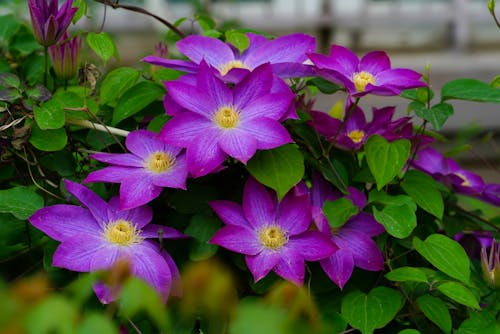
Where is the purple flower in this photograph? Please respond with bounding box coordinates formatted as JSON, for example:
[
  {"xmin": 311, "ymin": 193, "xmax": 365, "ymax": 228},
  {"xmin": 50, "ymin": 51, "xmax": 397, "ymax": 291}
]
[
  {"xmin": 412, "ymin": 147, "xmax": 500, "ymax": 206},
  {"xmin": 49, "ymin": 32, "xmax": 81, "ymax": 80},
  {"xmin": 309, "ymin": 104, "xmax": 412, "ymax": 151},
  {"xmin": 311, "ymin": 173, "xmax": 385, "ymax": 289},
  {"xmin": 84, "ymin": 130, "xmax": 188, "ymax": 210},
  {"xmin": 308, "ymin": 45, "xmax": 425, "ymax": 97},
  {"xmin": 143, "ymin": 32, "xmax": 316, "ymax": 82},
  {"xmin": 29, "ymin": 180, "xmax": 185, "ymax": 303},
  {"xmin": 159, "ymin": 62, "xmax": 293, "ymax": 177},
  {"xmin": 209, "ymin": 178, "xmax": 336, "ymax": 285},
  {"xmin": 28, "ymin": 0, "xmax": 78, "ymax": 47}
]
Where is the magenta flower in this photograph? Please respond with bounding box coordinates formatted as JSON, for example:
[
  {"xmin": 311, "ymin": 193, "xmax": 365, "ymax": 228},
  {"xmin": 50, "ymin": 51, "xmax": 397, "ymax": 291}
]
[
  {"xmin": 84, "ymin": 130, "xmax": 188, "ymax": 210},
  {"xmin": 28, "ymin": 0, "xmax": 78, "ymax": 47},
  {"xmin": 308, "ymin": 45, "xmax": 425, "ymax": 97},
  {"xmin": 209, "ymin": 178, "xmax": 336, "ymax": 285},
  {"xmin": 309, "ymin": 104, "xmax": 412, "ymax": 151},
  {"xmin": 29, "ymin": 180, "xmax": 185, "ymax": 303},
  {"xmin": 311, "ymin": 173, "xmax": 385, "ymax": 289},
  {"xmin": 412, "ymin": 147, "xmax": 500, "ymax": 206},
  {"xmin": 49, "ymin": 32, "xmax": 81, "ymax": 80},
  {"xmin": 160, "ymin": 62, "xmax": 293, "ymax": 177},
  {"xmin": 143, "ymin": 32, "xmax": 316, "ymax": 82}
]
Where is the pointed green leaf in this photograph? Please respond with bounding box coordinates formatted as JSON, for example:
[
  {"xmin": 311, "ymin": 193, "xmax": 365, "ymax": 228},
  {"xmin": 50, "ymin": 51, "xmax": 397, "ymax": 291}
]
[
  {"xmin": 0, "ymin": 15, "xmax": 20, "ymax": 44},
  {"xmin": 398, "ymin": 330, "xmax": 421, "ymax": 334},
  {"xmin": 341, "ymin": 287, "xmax": 404, "ymax": 334},
  {"xmin": 112, "ymin": 81, "xmax": 164, "ymax": 125},
  {"xmin": 0, "ymin": 186, "xmax": 44, "ymax": 220},
  {"xmin": 368, "ymin": 190, "xmax": 417, "ymax": 211},
  {"xmin": 100, "ymin": 67, "xmax": 140, "ymax": 106},
  {"xmin": 225, "ymin": 30, "xmax": 250, "ymax": 53},
  {"xmin": 86, "ymin": 32, "xmax": 116, "ymax": 64},
  {"xmin": 401, "ymin": 170, "xmax": 444, "ymax": 219},
  {"xmin": 413, "ymin": 234, "xmax": 470, "ymax": 284},
  {"xmin": 185, "ymin": 214, "xmax": 221, "ymax": 261},
  {"xmin": 373, "ymin": 204, "xmax": 416, "ymax": 239},
  {"xmin": 322, "ymin": 198, "xmax": 358, "ymax": 228},
  {"xmin": 416, "ymin": 294, "xmax": 451, "ymax": 333},
  {"xmin": 457, "ymin": 310, "xmax": 498, "ymax": 334},
  {"xmin": 412, "ymin": 101, "xmax": 454, "ymax": 130},
  {"xmin": 78, "ymin": 313, "xmax": 117, "ymax": 334},
  {"xmin": 385, "ymin": 267, "xmax": 429, "ymax": 283},
  {"xmin": 0, "ymin": 73, "xmax": 20, "ymax": 88},
  {"xmin": 442, "ymin": 78, "xmax": 500, "ymax": 103},
  {"xmin": 365, "ymin": 135, "xmax": 410, "ymax": 190},
  {"xmin": 247, "ymin": 144, "xmax": 304, "ymax": 201},
  {"xmin": 437, "ymin": 281, "xmax": 480, "ymax": 310},
  {"xmin": 30, "ymin": 124, "xmax": 67, "ymax": 151},
  {"xmin": 34, "ymin": 97, "xmax": 65, "ymax": 129}
]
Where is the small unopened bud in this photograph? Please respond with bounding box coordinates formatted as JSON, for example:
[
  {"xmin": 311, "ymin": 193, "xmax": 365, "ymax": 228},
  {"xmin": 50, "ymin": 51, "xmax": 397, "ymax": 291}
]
[
  {"xmin": 49, "ymin": 33, "xmax": 81, "ymax": 80},
  {"xmin": 481, "ymin": 239, "xmax": 500, "ymax": 288}
]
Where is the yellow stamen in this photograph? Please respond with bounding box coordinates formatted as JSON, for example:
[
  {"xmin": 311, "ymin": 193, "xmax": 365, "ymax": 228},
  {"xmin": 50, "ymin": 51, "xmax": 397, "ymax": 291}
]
[
  {"xmin": 214, "ymin": 106, "xmax": 240, "ymax": 129},
  {"xmin": 103, "ymin": 220, "xmax": 142, "ymax": 246},
  {"xmin": 347, "ymin": 129, "xmax": 365, "ymax": 144},
  {"xmin": 145, "ymin": 151, "xmax": 175, "ymax": 173},
  {"xmin": 454, "ymin": 172, "xmax": 471, "ymax": 187},
  {"xmin": 353, "ymin": 71, "xmax": 376, "ymax": 92},
  {"xmin": 219, "ymin": 60, "xmax": 249, "ymax": 76},
  {"xmin": 258, "ymin": 225, "xmax": 288, "ymax": 250}
]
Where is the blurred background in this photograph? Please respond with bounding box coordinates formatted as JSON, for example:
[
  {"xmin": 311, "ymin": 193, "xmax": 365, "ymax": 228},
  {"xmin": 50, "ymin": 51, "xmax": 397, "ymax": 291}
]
[{"xmin": 1, "ymin": 0, "xmax": 499, "ymax": 182}]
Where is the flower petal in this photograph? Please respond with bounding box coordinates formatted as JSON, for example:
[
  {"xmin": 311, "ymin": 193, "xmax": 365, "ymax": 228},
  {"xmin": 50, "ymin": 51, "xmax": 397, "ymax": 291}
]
[
  {"xmin": 141, "ymin": 56, "xmax": 199, "ymax": 73},
  {"xmin": 125, "ymin": 130, "xmax": 165, "ymax": 159},
  {"xmin": 246, "ymin": 250, "xmax": 281, "ymax": 282},
  {"xmin": 344, "ymin": 213, "xmax": 385, "ymax": 237},
  {"xmin": 288, "ymin": 231, "xmax": 337, "ymax": 261},
  {"xmin": 177, "ymin": 35, "xmax": 235, "ymax": 67},
  {"xmin": 196, "ymin": 61, "xmax": 233, "ymax": 107},
  {"xmin": 119, "ymin": 173, "xmax": 162, "ymax": 210},
  {"xmin": 375, "ymin": 68, "xmax": 425, "ymax": 90},
  {"xmin": 107, "ymin": 196, "xmax": 153, "ymax": 229},
  {"xmin": 274, "ymin": 248, "xmax": 305, "ymax": 285},
  {"xmin": 64, "ymin": 180, "xmax": 109, "ymax": 224},
  {"xmin": 209, "ymin": 200, "xmax": 250, "ymax": 228},
  {"xmin": 149, "ymin": 152, "xmax": 188, "ymax": 190},
  {"xmin": 241, "ymin": 93, "xmax": 292, "ymax": 121},
  {"xmin": 52, "ymin": 234, "xmax": 106, "ymax": 272},
  {"xmin": 359, "ymin": 51, "xmax": 391, "ymax": 75},
  {"xmin": 219, "ymin": 130, "xmax": 257, "ymax": 164},
  {"xmin": 242, "ymin": 178, "xmax": 276, "ymax": 230},
  {"xmin": 232, "ymin": 64, "xmax": 273, "ymax": 108},
  {"xmin": 160, "ymin": 113, "xmax": 213, "ymax": 147},
  {"xmin": 320, "ymin": 247, "xmax": 354, "ymax": 289},
  {"xmin": 210, "ymin": 225, "xmax": 262, "ymax": 255},
  {"xmin": 88, "ymin": 152, "xmax": 143, "ymax": 167},
  {"xmin": 243, "ymin": 118, "xmax": 293, "ymax": 150},
  {"xmin": 277, "ymin": 191, "xmax": 312, "ymax": 234},
  {"xmin": 335, "ymin": 230, "xmax": 385, "ymax": 271},
  {"xmin": 186, "ymin": 128, "xmax": 227, "ymax": 177},
  {"xmin": 141, "ymin": 224, "xmax": 186, "ymax": 239},
  {"xmin": 84, "ymin": 166, "xmax": 132, "ymax": 184}
]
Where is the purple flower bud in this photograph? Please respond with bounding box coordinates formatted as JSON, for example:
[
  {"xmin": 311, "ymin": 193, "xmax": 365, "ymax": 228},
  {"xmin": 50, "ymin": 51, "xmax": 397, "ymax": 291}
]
[
  {"xmin": 481, "ymin": 240, "xmax": 500, "ymax": 289},
  {"xmin": 49, "ymin": 32, "xmax": 81, "ymax": 80},
  {"xmin": 28, "ymin": 0, "xmax": 78, "ymax": 47}
]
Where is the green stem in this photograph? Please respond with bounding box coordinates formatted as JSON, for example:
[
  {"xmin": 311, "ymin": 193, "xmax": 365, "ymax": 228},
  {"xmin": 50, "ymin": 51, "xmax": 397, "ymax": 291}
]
[
  {"xmin": 66, "ymin": 118, "xmax": 130, "ymax": 137},
  {"xmin": 43, "ymin": 46, "xmax": 48, "ymax": 86}
]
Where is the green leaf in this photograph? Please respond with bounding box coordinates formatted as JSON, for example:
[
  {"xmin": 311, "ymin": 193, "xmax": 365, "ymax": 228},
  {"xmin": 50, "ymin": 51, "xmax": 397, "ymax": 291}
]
[
  {"xmin": 120, "ymin": 277, "xmax": 169, "ymax": 330},
  {"xmin": 322, "ymin": 198, "xmax": 358, "ymax": 228},
  {"xmin": 11, "ymin": 28, "xmax": 40, "ymax": 55},
  {"xmin": 436, "ymin": 281, "xmax": 480, "ymax": 310},
  {"xmin": 100, "ymin": 67, "xmax": 140, "ymax": 106},
  {"xmin": 306, "ymin": 77, "xmax": 342, "ymax": 94},
  {"xmin": 490, "ymin": 74, "xmax": 500, "ymax": 88},
  {"xmin": 413, "ymin": 234, "xmax": 470, "ymax": 284},
  {"xmin": 72, "ymin": 0, "xmax": 88, "ymax": 24},
  {"xmin": 385, "ymin": 267, "xmax": 429, "ymax": 283},
  {"xmin": 29, "ymin": 123, "xmax": 68, "ymax": 151},
  {"xmin": 398, "ymin": 330, "xmax": 421, "ymax": 334},
  {"xmin": 365, "ymin": 135, "xmax": 410, "ymax": 190},
  {"xmin": 247, "ymin": 144, "xmax": 304, "ymax": 201},
  {"xmin": 441, "ymin": 78, "xmax": 500, "ymax": 103},
  {"xmin": 0, "ymin": 88, "xmax": 21, "ymax": 101},
  {"xmin": 341, "ymin": 287, "xmax": 404, "ymax": 334},
  {"xmin": 0, "ymin": 186, "xmax": 43, "ymax": 220},
  {"xmin": 86, "ymin": 32, "xmax": 116, "ymax": 64},
  {"xmin": 78, "ymin": 313, "xmax": 117, "ymax": 334},
  {"xmin": 230, "ymin": 299, "xmax": 288, "ymax": 334},
  {"xmin": 373, "ymin": 204, "xmax": 416, "ymax": 239},
  {"xmin": 411, "ymin": 101, "xmax": 454, "ymax": 130},
  {"xmin": 416, "ymin": 294, "xmax": 451, "ymax": 334},
  {"xmin": 318, "ymin": 157, "xmax": 349, "ymax": 194},
  {"xmin": 0, "ymin": 73, "xmax": 20, "ymax": 88},
  {"xmin": 185, "ymin": 214, "xmax": 221, "ymax": 261},
  {"xmin": 25, "ymin": 296, "xmax": 77, "ymax": 334},
  {"xmin": 401, "ymin": 170, "xmax": 444, "ymax": 219},
  {"xmin": 196, "ymin": 14, "xmax": 217, "ymax": 31},
  {"xmin": 225, "ymin": 30, "xmax": 250, "ymax": 53},
  {"xmin": 112, "ymin": 81, "xmax": 164, "ymax": 125},
  {"xmin": 34, "ymin": 97, "xmax": 65, "ymax": 130},
  {"xmin": 368, "ymin": 190, "xmax": 417, "ymax": 211},
  {"xmin": 457, "ymin": 310, "xmax": 498, "ymax": 334},
  {"xmin": 0, "ymin": 15, "xmax": 20, "ymax": 44},
  {"xmin": 401, "ymin": 87, "xmax": 434, "ymax": 103}
]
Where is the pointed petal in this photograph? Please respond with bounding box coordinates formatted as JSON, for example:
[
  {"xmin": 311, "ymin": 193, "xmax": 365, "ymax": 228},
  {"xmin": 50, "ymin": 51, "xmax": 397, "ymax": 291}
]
[
  {"xmin": 274, "ymin": 248, "xmax": 305, "ymax": 285},
  {"xmin": 141, "ymin": 224, "xmax": 186, "ymax": 239},
  {"xmin": 308, "ymin": 110, "xmax": 342, "ymax": 139},
  {"xmin": 176, "ymin": 35, "xmax": 235, "ymax": 67},
  {"xmin": 119, "ymin": 173, "xmax": 162, "ymax": 210},
  {"xmin": 52, "ymin": 234, "xmax": 106, "ymax": 272},
  {"xmin": 210, "ymin": 225, "xmax": 262, "ymax": 255},
  {"xmin": 246, "ymin": 250, "xmax": 281, "ymax": 282},
  {"xmin": 149, "ymin": 152, "xmax": 188, "ymax": 189},
  {"xmin": 160, "ymin": 113, "xmax": 213, "ymax": 147},
  {"xmin": 186, "ymin": 128, "xmax": 227, "ymax": 177},
  {"xmin": 29, "ymin": 204, "xmax": 101, "ymax": 241},
  {"xmin": 359, "ymin": 51, "xmax": 391, "ymax": 74},
  {"xmin": 196, "ymin": 61, "xmax": 233, "ymax": 107},
  {"xmin": 89, "ymin": 244, "xmax": 123, "ymax": 271},
  {"xmin": 289, "ymin": 231, "xmax": 337, "ymax": 261},
  {"xmin": 335, "ymin": 231, "xmax": 385, "ymax": 271},
  {"xmin": 320, "ymin": 247, "xmax": 354, "ymax": 289},
  {"xmin": 125, "ymin": 130, "xmax": 165, "ymax": 159},
  {"xmin": 141, "ymin": 56, "xmax": 199, "ymax": 73},
  {"xmin": 219, "ymin": 130, "xmax": 257, "ymax": 164},
  {"xmin": 209, "ymin": 200, "xmax": 250, "ymax": 228},
  {"xmin": 242, "ymin": 178, "xmax": 276, "ymax": 230},
  {"xmin": 375, "ymin": 68, "xmax": 425, "ymax": 90},
  {"xmin": 84, "ymin": 166, "xmax": 132, "ymax": 184},
  {"xmin": 64, "ymin": 180, "xmax": 109, "ymax": 224},
  {"xmin": 165, "ymin": 81, "xmax": 215, "ymax": 116},
  {"xmin": 277, "ymin": 191, "xmax": 311, "ymax": 234},
  {"xmin": 344, "ymin": 213, "xmax": 385, "ymax": 237},
  {"xmin": 233, "ymin": 64, "xmax": 273, "ymax": 108},
  {"xmin": 241, "ymin": 93, "xmax": 292, "ymax": 121},
  {"xmin": 243, "ymin": 118, "xmax": 293, "ymax": 150},
  {"xmin": 271, "ymin": 63, "xmax": 317, "ymax": 78},
  {"xmin": 88, "ymin": 152, "xmax": 143, "ymax": 167},
  {"xmin": 107, "ymin": 197, "xmax": 153, "ymax": 229}
]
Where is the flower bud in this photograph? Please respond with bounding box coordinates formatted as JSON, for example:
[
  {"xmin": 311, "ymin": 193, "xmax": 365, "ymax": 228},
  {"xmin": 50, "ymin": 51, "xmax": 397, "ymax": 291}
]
[
  {"xmin": 49, "ymin": 33, "xmax": 81, "ymax": 80},
  {"xmin": 481, "ymin": 239, "xmax": 500, "ymax": 288}
]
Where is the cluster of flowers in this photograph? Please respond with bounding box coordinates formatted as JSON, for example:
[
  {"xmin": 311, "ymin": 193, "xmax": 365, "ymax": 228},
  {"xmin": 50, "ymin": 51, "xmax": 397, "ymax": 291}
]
[{"xmin": 27, "ymin": 0, "xmax": 500, "ymax": 303}]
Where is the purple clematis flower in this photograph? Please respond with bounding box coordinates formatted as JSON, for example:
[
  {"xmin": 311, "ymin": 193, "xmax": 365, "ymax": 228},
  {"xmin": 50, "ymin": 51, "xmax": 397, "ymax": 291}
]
[
  {"xmin": 49, "ymin": 32, "xmax": 81, "ymax": 80},
  {"xmin": 28, "ymin": 0, "xmax": 78, "ymax": 47},
  {"xmin": 84, "ymin": 130, "xmax": 188, "ymax": 210},
  {"xmin": 311, "ymin": 173, "xmax": 385, "ymax": 289},
  {"xmin": 308, "ymin": 45, "xmax": 426, "ymax": 97},
  {"xmin": 309, "ymin": 104, "xmax": 413, "ymax": 151},
  {"xmin": 412, "ymin": 147, "xmax": 500, "ymax": 206},
  {"xmin": 209, "ymin": 178, "xmax": 337, "ymax": 285},
  {"xmin": 143, "ymin": 32, "xmax": 316, "ymax": 82},
  {"xmin": 160, "ymin": 62, "xmax": 293, "ymax": 177},
  {"xmin": 29, "ymin": 180, "xmax": 185, "ymax": 303}
]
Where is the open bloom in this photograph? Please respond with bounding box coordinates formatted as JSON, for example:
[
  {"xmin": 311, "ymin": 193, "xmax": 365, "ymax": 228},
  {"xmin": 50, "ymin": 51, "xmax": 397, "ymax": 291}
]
[
  {"xmin": 28, "ymin": 0, "xmax": 78, "ymax": 47},
  {"xmin": 412, "ymin": 147, "xmax": 500, "ymax": 206},
  {"xmin": 311, "ymin": 173, "xmax": 385, "ymax": 289},
  {"xmin": 29, "ymin": 180, "xmax": 185, "ymax": 303},
  {"xmin": 49, "ymin": 32, "xmax": 81, "ymax": 80},
  {"xmin": 84, "ymin": 130, "xmax": 188, "ymax": 210},
  {"xmin": 308, "ymin": 45, "xmax": 425, "ymax": 97},
  {"xmin": 160, "ymin": 62, "xmax": 293, "ymax": 177},
  {"xmin": 210, "ymin": 178, "xmax": 336, "ymax": 285},
  {"xmin": 309, "ymin": 104, "xmax": 412, "ymax": 151},
  {"xmin": 143, "ymin": 32, "xmax": 316, "ymax": 82}
]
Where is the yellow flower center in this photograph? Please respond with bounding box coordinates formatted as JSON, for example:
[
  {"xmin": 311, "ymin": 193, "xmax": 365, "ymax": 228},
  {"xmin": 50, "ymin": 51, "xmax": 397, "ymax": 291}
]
[
  {"xmin": 258, "ymin": 225, "xmax": 288, "ymax": 250},
  {"xmin": 145, "ymin": 151, "xmax": 175, "ymax": 173},
  {"xmin": 454, "ymin": 172, "xmax": 471, "ymax": 187},
  {"xmin": 103, "ymin": 220, "xmax": 142, "ymax": 246},
  {"xmin": 214, "ymin": 106, "xmax": 240, "ymax": 129},
  {"xmin": 347, "ymin": 129, "xmax": 365, "ymax": 144},
  {"xmin": 353, "ymin": 71, "xmax": 376, "ymax": 92},
  {"xmin": 219, "ymin": 60, "xmax": 249, "ymax": 76}
]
